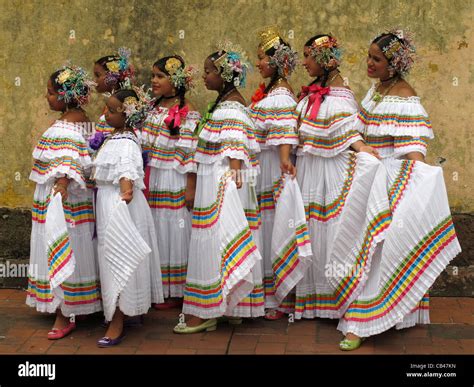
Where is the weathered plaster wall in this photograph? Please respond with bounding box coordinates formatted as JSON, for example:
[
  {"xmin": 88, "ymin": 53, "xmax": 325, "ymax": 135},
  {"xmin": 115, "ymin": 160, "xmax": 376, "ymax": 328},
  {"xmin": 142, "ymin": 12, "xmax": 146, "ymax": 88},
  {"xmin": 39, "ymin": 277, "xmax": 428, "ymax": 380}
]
[{"xmin": 0, "ymin": 0, "xmax": 473, "ymax": 210}]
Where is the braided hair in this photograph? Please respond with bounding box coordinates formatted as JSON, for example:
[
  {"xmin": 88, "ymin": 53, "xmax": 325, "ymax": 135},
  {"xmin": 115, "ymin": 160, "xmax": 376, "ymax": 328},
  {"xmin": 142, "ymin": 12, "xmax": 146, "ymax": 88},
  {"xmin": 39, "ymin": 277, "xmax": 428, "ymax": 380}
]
[{"xmin": 153, "ymin": 55, "xmax": 187, "ymax": 136}]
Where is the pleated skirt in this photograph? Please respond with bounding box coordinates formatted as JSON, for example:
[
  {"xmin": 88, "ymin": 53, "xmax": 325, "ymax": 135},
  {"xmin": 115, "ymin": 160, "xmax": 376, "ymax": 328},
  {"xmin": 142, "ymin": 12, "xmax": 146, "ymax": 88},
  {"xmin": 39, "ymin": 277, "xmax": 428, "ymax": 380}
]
[
  {"xmin": 26, "ymin": 181, "xmax": 102, "ymax": 316},
  {"xmin": 96, "ymin": 184, "xmax": 163, "ymax": 319}
]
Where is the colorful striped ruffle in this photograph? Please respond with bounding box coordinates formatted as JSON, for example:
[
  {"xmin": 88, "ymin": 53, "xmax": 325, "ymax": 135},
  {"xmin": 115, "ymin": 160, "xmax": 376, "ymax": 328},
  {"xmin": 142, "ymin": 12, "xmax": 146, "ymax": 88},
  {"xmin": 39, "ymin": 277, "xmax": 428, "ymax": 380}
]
[
  {"xmin": 357, "ymin": 107, "xmax": 432, "ymax": 129},
  {"xmin": 27, "ymin": 277, "xmax": 101, "ymax": 306},
  {"xmin": 32, "ymin": 197, "xmax": 94, "ymax": 225},
  {"xmin": 301, "ymin": 130, "xmax": 361, "ymax": 153},
  {"xmin": 148, "ymin": 188, "xmax": 185, "ymax": 210},
  {"xmin": 95, "ymin": 116, "xmax": 114, "ymax": 135},
  {"xmin": 183, "ymin": 228, "xmax": 257, "ymax": 310},
  {"xmin": 298, "ymin": 111, "xmax": 352, "ymax": 132},
  {"xmin": 161, "ymin": 264, "xmax": 187, "ymax": 288},
  {"xmin": 244, "ymin": 208, "xmax": 262, "ymax": 230},
  {"xmin": 234, "ymin": 283, "xmax": 265, "ymax": 310},
  {"xmin": 31, "ymin": 156, "xmax": 86, "ymax": 185},
  {"xmin": 48, "ymin": 231, "xmax": 74, "ymax": 283},
  {"xmin": 296, "ymin": 210, "xmax": 391, "ymax": 316},
  {"xmin": 35, "ymin": 136, "xmax": 89, "ymax": 158},
  {"xmin": 273, "ymin": 224, "xmax": 310, "ymax": 292},
  {"xmin": 341, "ymin": 216, "xmax": 456, "ymax": 324},
  {"xmin": 305, "ymin": 153, "xmax": 356, "ymax": 222},
  {"xmin": 389, "ymin": 160, "xmax": 415, "ymax": 212},
  {"xmin": 191, "ymin": 172, "xmax": 230, "ymax": 229}
]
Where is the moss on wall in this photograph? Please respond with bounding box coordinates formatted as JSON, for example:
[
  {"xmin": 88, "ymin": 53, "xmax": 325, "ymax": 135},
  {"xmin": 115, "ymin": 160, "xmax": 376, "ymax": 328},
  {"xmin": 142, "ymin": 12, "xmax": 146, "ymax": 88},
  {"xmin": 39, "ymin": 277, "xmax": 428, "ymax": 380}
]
[{"xmin": 0, "ymin": 0, "xmax": 472, "ymax": 210}]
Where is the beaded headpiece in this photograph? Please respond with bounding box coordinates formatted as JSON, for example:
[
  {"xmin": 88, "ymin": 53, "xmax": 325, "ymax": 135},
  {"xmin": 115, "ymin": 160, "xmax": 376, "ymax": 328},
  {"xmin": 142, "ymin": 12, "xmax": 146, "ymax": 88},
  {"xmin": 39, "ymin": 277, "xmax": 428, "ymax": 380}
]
[
  {"xmin": 54, "ymin": 63, "xmax": 96, "ymax": 106},
  {"xmin": 309, "ymin": 35, "xmax": 342, "ymax": 69},
  {"xmin": 258, "ymin": 26, "xmax": 298, "ymax": 77},
  {"xmin": 213, "ymin": 40, "xmax": 250, "ymax": 87},
  {"xmin": 373, "ymin": 28, "xmax": 416, "ymax": 77},
  {"xmin": 103, "ymin": 47, "xmax": 135, "ymax": 89},
  {"xmin": 163, "ymin": 56, "xmax": 198, "ymax": 91},
  {"xmin": 258, "ymin": 25, "xmax": 282, "ymax": 52},
  {"xmin": 117, "ymin": 85, "xmax": 155, "ymax": 129}
]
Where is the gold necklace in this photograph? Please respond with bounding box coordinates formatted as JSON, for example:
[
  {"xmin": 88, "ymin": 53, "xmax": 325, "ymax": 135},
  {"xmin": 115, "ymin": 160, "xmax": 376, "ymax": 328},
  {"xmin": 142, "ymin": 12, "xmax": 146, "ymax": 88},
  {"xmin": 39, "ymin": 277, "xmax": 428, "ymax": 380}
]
[
  {"xmin": 326, "ymin": 70, "xmax": 340, "ymax": 85},
  {"xmin": 372, "ymin": 77, "xmax": 399, "ymax": 103}
]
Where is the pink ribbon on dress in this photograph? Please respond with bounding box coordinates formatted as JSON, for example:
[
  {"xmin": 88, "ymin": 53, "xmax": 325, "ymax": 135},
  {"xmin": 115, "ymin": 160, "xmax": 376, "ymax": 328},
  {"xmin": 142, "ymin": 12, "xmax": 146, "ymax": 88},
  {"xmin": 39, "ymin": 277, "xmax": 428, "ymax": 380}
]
[
  {"xmin": 299, "ymin": 84, "xmax": 330, "ymax": 120},
  {"xmin": 164, "ymin": 105, "xmax": 189, "ymax": 128}
]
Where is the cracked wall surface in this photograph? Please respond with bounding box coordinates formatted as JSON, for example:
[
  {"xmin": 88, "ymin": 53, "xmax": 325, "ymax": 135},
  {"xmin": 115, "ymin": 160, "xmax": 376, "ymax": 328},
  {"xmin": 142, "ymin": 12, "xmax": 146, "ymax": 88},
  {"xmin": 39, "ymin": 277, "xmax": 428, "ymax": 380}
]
[{"xmin": 0, "ymin": 0, "xmax": 472, "ymax": 210}]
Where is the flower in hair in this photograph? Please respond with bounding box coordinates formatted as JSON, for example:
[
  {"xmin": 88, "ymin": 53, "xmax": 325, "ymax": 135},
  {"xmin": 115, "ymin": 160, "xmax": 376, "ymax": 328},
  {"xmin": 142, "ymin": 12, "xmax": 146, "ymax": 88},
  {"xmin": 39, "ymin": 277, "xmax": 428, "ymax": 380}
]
[
  {"xmin": 104, "ymin": 47, "xmax": 135, "ymax": 89},
  {"xmin": 214, "ymin": 41, "xmax": 251, "ymax": 87},
  {"xmin": 375, "ymin": 28, "xmax": 416, "ymax": 77},
  {"xmin": 120, "ymin": 85, "xmax": 155, "ymax": 129},
  {"xmin": 310, "ymin": 36, "xmax": 342, "ymax": 69},
  {"xmin": 268, "ymin": 44, "xmax": 299, "ymax": 77},
  {"xmin": 55, "ymin": 63, "xmax": 96, "ymax": 106}
]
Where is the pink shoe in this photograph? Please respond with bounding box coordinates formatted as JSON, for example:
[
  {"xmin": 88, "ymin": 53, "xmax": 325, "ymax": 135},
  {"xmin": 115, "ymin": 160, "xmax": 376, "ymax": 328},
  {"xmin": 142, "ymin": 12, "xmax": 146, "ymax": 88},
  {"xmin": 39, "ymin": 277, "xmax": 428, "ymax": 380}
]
[{"xmin": 47, "ymin": 322, "xmax": 76, "ymax": 340}]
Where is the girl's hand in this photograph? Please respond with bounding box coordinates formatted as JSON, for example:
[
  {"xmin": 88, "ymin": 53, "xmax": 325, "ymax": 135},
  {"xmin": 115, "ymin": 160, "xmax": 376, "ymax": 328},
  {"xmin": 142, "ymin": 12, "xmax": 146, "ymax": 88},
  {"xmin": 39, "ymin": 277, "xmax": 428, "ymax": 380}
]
[
  {"xmin": 53, "ymin": 184, "xmax": 68, "ymax": 201},
  {"xmin": 281, "ymin": 159, "xmax": 297, "ymax": 179},
  {"xmin": 229, "ymin": 158, "xmax": 243, "ymax": 189},
  {"xmin": 120, "ymin": 189, "xmax": 133, "ymax": 204},
  {"xmin": 185, "ymin": 187, "xmax": 195, "ymax": 211},
  {"xmin": 359, "ymin": 145, "xmax": 381, "ymax": 159},
  {"xmin": 234, "ymin": 176, "xmax": 242, "ymax": 189}
]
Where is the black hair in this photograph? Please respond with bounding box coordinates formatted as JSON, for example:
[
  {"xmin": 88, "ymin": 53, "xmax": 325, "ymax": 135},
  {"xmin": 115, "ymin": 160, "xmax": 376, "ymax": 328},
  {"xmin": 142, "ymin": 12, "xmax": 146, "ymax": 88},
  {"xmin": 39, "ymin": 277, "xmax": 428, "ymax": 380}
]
[
  {"xmin": 262, "ymin": 37, "xmax": 291, "ymax": 94},
  {"xmin": 371, "ymin": 33, "xmax": 400, "ymax": 66},
  {"xmin": 95, "ymin": 55, "xmax": 119, "ymax": 71},
  {"xmin": 207, "ymin": 51, "xmax": 239, "ymax": 114},
  {"xmin": 50, "ymin": 70, "xmax": 81, "ymax": 110},
  {"xmin": 112, "ymin": 89, "xmax": 140, "ymax": 129},
  {"xmin": 152, "ymin": 55, "xmax": 187, "ymax": 135},
  {"xmin": 304, "ymin": 34, "xmax": 337, "ymax": 89}
]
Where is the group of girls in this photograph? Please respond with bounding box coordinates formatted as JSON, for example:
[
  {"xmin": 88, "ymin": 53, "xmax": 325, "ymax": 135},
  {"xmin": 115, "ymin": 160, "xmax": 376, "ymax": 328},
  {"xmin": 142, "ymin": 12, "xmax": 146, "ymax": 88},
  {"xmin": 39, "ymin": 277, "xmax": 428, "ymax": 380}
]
[{"xmin": 27, "ymin": 26, "xmax": 461, "ymax": 350}]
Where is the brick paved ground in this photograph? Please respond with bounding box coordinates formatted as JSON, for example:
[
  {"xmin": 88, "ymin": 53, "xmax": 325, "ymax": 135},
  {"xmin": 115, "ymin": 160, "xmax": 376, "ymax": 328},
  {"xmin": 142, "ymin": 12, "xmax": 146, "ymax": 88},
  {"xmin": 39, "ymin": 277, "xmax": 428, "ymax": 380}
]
[{"xmin": 0, "ymin": 289, "xmax": 472, "ymax": 355}]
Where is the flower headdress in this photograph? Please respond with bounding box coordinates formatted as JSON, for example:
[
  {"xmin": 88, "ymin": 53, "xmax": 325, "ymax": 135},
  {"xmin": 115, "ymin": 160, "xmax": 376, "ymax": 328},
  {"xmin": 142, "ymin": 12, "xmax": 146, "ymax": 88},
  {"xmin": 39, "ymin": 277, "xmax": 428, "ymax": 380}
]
[
  {"xmin": 54, "ymin": 63, "xmax": 96, "ymax": 106},
  {"xmin": 164, "ymin": 56, "xmax": 198, "ymax": 91},
  {"xmin": 309, "ymin": 35, "xmax": 343, "ymax": 69},
  {"xmin": 373, "ymin": 28, "xmax": 416, "ymax": 77},
  {"xmin": 213, "ymin": 40, "xmax": 250, "ymax": 87},
  {"xmin": 258, "ymin": 26, "xmax": 298, "ymax": 77},
  {"xmin": 104, "ymin": 47, "xmax": 135, "ymax": 89},
  {"xmin": 118, "ymin": 85, "xmax": 155, "ymax": 129}
]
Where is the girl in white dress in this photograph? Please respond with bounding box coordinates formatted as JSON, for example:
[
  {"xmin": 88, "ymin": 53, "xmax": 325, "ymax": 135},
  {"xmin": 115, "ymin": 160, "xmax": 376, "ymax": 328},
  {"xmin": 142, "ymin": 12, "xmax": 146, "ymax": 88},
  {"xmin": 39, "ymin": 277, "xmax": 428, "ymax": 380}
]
[
  {"xmin": 92, "ymin": 88, "xmax": 164, "ymax": 347},
  {"xmin": 294, "ymin": 34, "xmax": 385, "ymax": 322},
  {"xmin": 142, "ymin": 56, "xmax": 200, "ymax": 309},
  {"xmin": 248, "ymin": 27, "xmax": 301, "ymax": 319},
  {"xmin": 174, "ymin": 42, "xmax": 262, "ymax": 333},
  {"xmin": 27, "ymin": 64, "xmax": 101, "ymax": 340},
  {"xmin": 337, "ymin": 29, "xmax": 461, "ymax": 350}
]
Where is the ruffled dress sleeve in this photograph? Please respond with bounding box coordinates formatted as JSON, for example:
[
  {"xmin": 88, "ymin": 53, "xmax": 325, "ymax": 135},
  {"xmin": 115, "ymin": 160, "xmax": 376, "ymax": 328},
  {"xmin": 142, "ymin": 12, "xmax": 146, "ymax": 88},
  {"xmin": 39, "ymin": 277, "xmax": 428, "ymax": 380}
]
[
  {"xmin": 95, "ymin": 113, "xmax": 114, "ymax": 136},
  {"xmin": 29, "ymin": 120, "xmax": 92, "ymax": 191},
  {"xmin": 92, "ymin": 132, "xmax": 145, "ymax": 189},
  {"xmin": 195, "ymin": 101, "xmax": 260, "ymax": 170},
  {"xmin": 296, "ymin": 87, "xmax": 362, "ymax": 157},
  {"xmin": 355, "ymin": 85, "xmax": 434, "ymax": 158},
  {"xmin": 249, "ymin": 87, "xmax": 299, "ymax": 149},
  {"xmin": 142, "ymin": 108, "xmax": 201, "ymax": 174}
]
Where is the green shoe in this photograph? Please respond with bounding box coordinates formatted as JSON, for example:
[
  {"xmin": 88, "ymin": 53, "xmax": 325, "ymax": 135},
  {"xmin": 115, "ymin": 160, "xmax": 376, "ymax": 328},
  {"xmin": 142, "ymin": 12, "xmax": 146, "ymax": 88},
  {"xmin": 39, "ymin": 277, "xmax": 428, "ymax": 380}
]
[
  {"xmin": 173, "ymin": 318, "xmax": 217, "ymax": 334},
  {"xmin": 339, "ymin": 337, "xmax": 364, "ymax": 351},
  {"xmin": 217, "ymin": 316, "xmax": 243, "ymax": 325}
]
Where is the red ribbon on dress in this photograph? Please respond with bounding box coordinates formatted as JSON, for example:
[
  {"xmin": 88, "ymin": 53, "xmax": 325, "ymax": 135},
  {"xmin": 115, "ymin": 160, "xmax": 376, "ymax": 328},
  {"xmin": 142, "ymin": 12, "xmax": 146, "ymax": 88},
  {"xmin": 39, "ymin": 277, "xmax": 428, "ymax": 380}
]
[
  {"xmin": 299, "ymin": 84, "xmax": 330, "ymax": 120},
  {"xmin": 250, "ymin": 83, "xmax": 267, "ymax": 106},
  {"xmin": 164, "ymin": 105, "xmax": 189, "ymax": 128}
]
